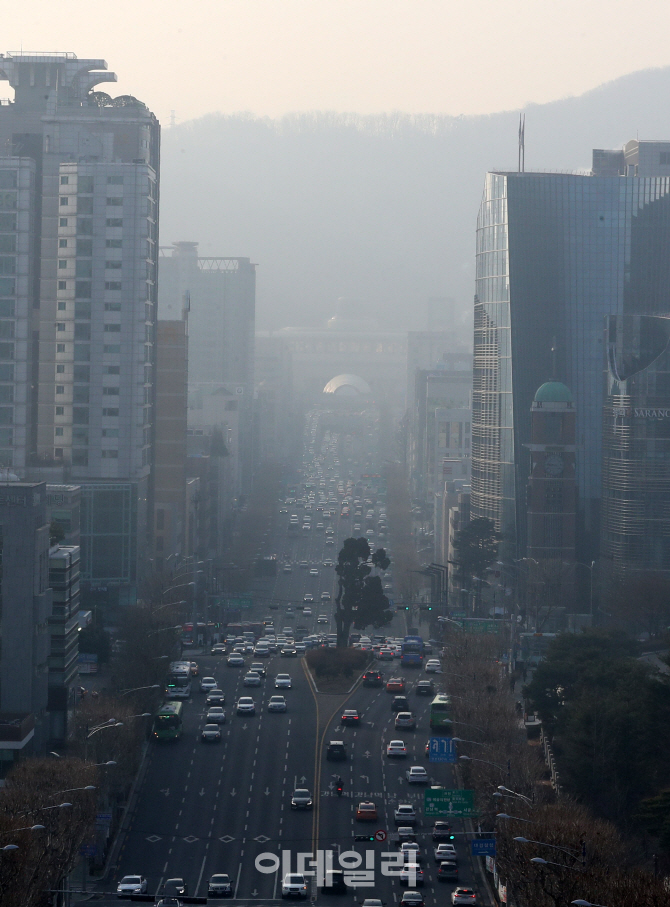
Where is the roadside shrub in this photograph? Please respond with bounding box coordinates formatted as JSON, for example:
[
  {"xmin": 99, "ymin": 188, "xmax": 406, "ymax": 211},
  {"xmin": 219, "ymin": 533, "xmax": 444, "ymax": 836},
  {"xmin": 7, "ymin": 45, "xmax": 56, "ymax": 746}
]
[{"xmin": 307, "ymin": 647, "xmax": 368, "ymax": 679}]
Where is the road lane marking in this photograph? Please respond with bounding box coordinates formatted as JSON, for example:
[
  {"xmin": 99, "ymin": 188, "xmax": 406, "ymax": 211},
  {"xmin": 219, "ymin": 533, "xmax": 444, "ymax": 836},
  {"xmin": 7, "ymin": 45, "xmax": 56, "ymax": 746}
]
[
  {"xmin": 195, "ymin": 854, "xmax": 207, "ymax": 895},
  {"xmin": 234, "ymin": 862, "xmax": 242, "ymax": 899}
]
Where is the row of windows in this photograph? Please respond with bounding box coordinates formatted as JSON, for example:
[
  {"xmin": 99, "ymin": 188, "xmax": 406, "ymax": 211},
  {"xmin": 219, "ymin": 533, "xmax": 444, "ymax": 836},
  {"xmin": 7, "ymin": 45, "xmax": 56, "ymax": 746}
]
[
  {"xmin": 60, "ymin": 175, "xmax": 124, "ymax": 187},
  {"xmin": 58, "ymin": 217, "xmax": 125, "ymax": 230},
  {"xmin": 55, "ymin": 406, "xmax": 120, "ymax": 418},
  {"xmin": 60, "ymin": 197, "xmax": 124, "ymax": 207},
  {"xmin": 55, "ymin": 323, "xmax": 121, "ymax": 335}
]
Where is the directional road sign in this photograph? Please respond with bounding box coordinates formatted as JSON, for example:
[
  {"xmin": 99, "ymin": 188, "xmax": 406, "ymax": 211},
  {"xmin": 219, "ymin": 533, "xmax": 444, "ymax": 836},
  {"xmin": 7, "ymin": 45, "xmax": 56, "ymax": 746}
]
[
  {"xmin": 224, "ymin": 597, "xmax": 253, "ymax": 610},
  {"xmin": 429, "ymin": 737, "xmax": 457, "ymax": 763},
  {"xmin": 471, "ymin": 838, "xmax": 496, "ymax": 857},
  {"xmin": 424, "ymin": 788, "xmax": 476, "ymax": 818}
]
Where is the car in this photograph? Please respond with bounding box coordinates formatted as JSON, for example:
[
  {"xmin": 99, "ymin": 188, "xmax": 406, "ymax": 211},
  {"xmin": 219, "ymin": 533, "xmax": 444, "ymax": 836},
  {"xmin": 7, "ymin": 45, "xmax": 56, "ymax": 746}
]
[
  {"xmin": 425, "ymin": 659, "xmax": 442, "ymax": 673},
  {"xmin": 275, "ymin": 673, "xmax": 292, "ymax": 688},
  {"xmin": 326, "ymin": 538, "xmax": 335, "ymax": 545},
  {"xmin": 451, "ymin": 888, "xmax": 477, "ymax": 905},
  {"xmin": 395, "ymin": 712, "xmax": 416, "ymax": 729},
  {"xmin": 317, "ymin": 614, "xmax": 329, "ymax": 624},
  {"xmin": 326, "ymin": 740, "xmax": 347, "ymax": 761},
  {"xmin": 254, "ymin": 645, "xmax": 270, "ymax": 657},
  {"xmin": 432, "ymin": 821, "xmax": 454, "ymax": 840},
  {"xmin": 309, "ymin": 567, "xmax": 319, "ymax": 576},
  {"xmin": 321, "ymin": 869, "xmax": 347, "ymax": 893},
  {"xmin": 378, "ymin": 647, "xmax": 394, "ymax": 661},
  {"xmin": 341, "ymin": 709, "xmax": 360, "ymax": 725},
  {"xmin": 386, "ymin": 739, "xmax": 408, "ymax": 757},
  {"xmin": 163, "ymin": 879, "xmax": 187, "ymax": 896},
  {"xmin": 400, "ymin": 842, "xmax": 423, "ymax": 863},
  {"xmin": 399, "ymin": 864, "xmax": 424, "ymax": 886},
  {"xmin": 243, "ymin": 671, "xmax": 262, "ymax": 687},
  {"xmin": 362, "ymin": 670, "xmax": 383, "ymax": 687},
  {"xmin": 416, "ymin": 680, "xmax": 435, "ymax": 696},
  {"xmin": 356, "ymin": 800, "xmax": 378, "ymax": 821},
  {"xmin": 437, "ymin": 862, "xmax": 458, "ymax": 882},
  {"xmin": 386, "ymin": 677, "xmax": 406, "ymax": 692},
  {"xmin": 320, "ymin": 592, "xmax": 331, "ymax": 601},
  {"xmin": 323, "ymin": 559, "xmax": 334, "ymax": 567},
  {"xmin": 400, "ymin": 892, "xmax": 425, "ymax": 907},
  {"xmin": 302, "ymin": 524, "xmax": 311, "ymax": 531},
  {"xmin": 268, "ymin": 695, "xmax": 287, "ymax": 712},
  {"xmin": 283, "ymin": 564, "xmax": 293, "ymax": 573},
  {"xmin": 397, "ymin": 826, "xmax": 417, "ymax": 843},
  {"xmin": 236, "ymin": 696, "xmax": 256, "ymax": 714},
  {"xmin": 200, "ymin": 676, "xmax": 217, "ymax": 692},
  {"xmin": 394, "ymin": 804, "xmax": 417, "ymax": 825},
  {"xmin": 208, "ymin": 873, "xmax": 233, "ymax": 897},
  {"xmin": 201, "ymin": 723, "xmax": 222, "ymax": 742},
  {"xmin": 303, "ymin": 607, "xmax": 312, "ymax": 616},
  {"xmin": 206, "ymin": 689, "xmax": 225, "ymax": 706},
  {"xmin": 281, "ymin": 647, "xmax": 298, "ymax": 657},
  {"xmin": 291, "ymin": 789, "xmax": 313, "ymax": 809},
  {"xmin": 295, "ymin": 642, "xmax": 307, "ymax": 655},
  {"xmin": 407, "ymin": 766, "xmax": 429, "ymax": 784},
  {"xmin": 303, "ymin": 594, "xmax": 314, "ymax": 603},
  {"xmin": 227, "ymin": 654, "xmax": 244, "ymax": 667},
  {"xmin": 282, "ymin": 872, "xmax": 308, "ymax": 898},
  {"xmin": 156, "ymin": 899, "xmax": 181, "ymax": 907},
  {"xmin": 299, "ymin": 560, "xmax": 309, "ymax": 569},
  {"xmin": 361, "ymin": 901, "xmax": 384, "ymax": 907},
  {"xmin": 392, "ymin": 695, "xmax": 410, "ymax": 712},
  {"xmin": 250, "ymin": 662, "xmax": 266, "ymax": 676},
  {"xmin": 206, "ymin": 706, "xmax": 227, "ymax": 724},
  {"xmin": 117, "ymin": 874, "xmax": 148, "ymax": 896},
  {"xmin": 211, "ymin": 643, "xmax": 227, "ymax": 655},
  {"xmin": 435, "ymin": 843, "xmax": 458, "ymax": 863}
]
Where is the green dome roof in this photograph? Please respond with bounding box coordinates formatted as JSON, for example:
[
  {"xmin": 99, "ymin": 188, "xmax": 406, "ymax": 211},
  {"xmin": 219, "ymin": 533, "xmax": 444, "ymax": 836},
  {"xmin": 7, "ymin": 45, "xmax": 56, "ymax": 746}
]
[{"xmin": 534, "ymin": 381, "xmax": 573, "ymax": 404}]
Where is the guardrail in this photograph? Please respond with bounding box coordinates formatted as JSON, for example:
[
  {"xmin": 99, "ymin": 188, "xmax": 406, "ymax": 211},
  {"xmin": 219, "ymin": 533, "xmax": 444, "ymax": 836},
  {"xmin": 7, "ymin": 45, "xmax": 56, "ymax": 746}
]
[{"xmin": 540, "ymin": 727, "xmax": 561, "ymax": 796}]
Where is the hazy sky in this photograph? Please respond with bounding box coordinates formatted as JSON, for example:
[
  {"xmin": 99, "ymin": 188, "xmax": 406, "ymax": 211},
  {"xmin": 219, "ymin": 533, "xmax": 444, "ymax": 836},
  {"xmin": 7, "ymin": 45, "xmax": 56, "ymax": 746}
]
[{"xmin": 5, "ymin": 0, "xmax": 670, "ymax": 124}]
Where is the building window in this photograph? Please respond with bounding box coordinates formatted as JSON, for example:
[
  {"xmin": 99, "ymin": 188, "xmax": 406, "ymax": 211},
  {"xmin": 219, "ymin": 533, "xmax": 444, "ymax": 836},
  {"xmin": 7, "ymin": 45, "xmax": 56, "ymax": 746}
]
[
  {"xmin": 102, "ymin": 428, "xmax": 119, "ymax": 437},
  {"xmin": 106, "ymin": 218, "xmax": 123, "ymax": 227},
  {"xmin": 104, "ymin": 324, "xmax": 121, "ymax": 332},
  {"xmin": 77, "ymin": 218, "xmax": 92, "ymax": 235},
  {"xmin": 59, "ymin": 217, "xmax": 68, "ymax": 227},
  {"xmin": 105, "ymin": 366, "xmax": 120, "ymax": 374},
  {"xmin": 73, "ymin": 365, "xmax": 89, "ymax": 382},
  {"xmin": 56, "ymin": 386, "xmax": 65, "ymax": 394},
  {"xmin": 101, "ymin": 450, "xmax": 118, "ymax": 458},
  {"xmin": 58, "ymin": 260, "xmax": 67, "ymax": 269},
  {"xmin": 103, "ymin": 387, "xmax": 120, "ymax": 395},
  {"xmin": 107, "ymin": 176, "xmax": 124, "ymax": 185},
  {"xmin": 106, "ymin": 197, "xmax": 123, "ymax": 206},
  {"xmin": 59, "ymin": 239, "xmax": 68, "ymax": 248},
  {"xmin": 54, "ymin": 448, "xmax": 64, "ymax": 458},
  {"xmin": 106, "ymin": 239, "xmax": 122, "ymax": 248},
  {"xmin": 60, "ymin": 176, "xmax": 69, "ymax": 185},
  {"xmin": 56, "ymin": 323, "xmax": 66, "ymax": 332},
  {"xmin": 103, "ymin": 345, "xmax": 120, "ymax": 354},
  {"xmin": 104, "ymin": 303, "xmax": 121, "ymax": 311},
  {"xmin": 57, "ymin": 343, "xmax": 65, "ymax": 353},
  {"xmin": 105, "ymin": 261, "xmax": 122, "ymax": 269},
  {"xmin": 56, "ymin": 364, "xmax": 65, "ymax": 374},
  {"xmin": 55, "ymin": 406, "xmax": 64, "ymax": 415},
  {"xmin": 59, "ymin": 196, "xmax": 69, "ymax": 206},
  {"xmin": 104, "ymin": 282, "xmax": 122, "ymax": 291},
  {"xmin": 55, "ymin": 427, "xmax": 64, "ymax": 436},
  {"xmin": 102, "ymin": 408, "xmax": 119, "ymax": 416}
]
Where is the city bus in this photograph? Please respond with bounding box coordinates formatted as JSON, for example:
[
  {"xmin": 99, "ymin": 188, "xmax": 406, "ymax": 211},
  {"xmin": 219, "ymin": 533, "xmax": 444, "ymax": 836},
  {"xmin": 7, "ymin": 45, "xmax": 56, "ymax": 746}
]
[
  {"xmin": 430, "ymin": 694, "xmax": 453, "ymax": 732},
  {"xmin": 153, "ymin": 702, "xmax": 184, "ymax": 741},
  {"xmin": 165, "ymin": 661, "xmax": 192, "ymax": 700},
  {"xmin": 181, "ymin": 623, "xmax": 194, "ymax": 647},
  {"xmin": 400, "ymin": 636, "xmax": 425, "ymax": 667}
]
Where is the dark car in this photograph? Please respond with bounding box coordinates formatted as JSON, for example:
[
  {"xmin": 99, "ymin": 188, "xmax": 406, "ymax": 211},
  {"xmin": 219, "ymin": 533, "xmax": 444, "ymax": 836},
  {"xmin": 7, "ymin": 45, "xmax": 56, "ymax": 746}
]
[
  {"xmin": 326, "ymin": 740, "xmax": 347, "ymax": 761},
  {"xmin": 432, "ymin": 821, "xmax": 453, "ymax": 841},
  {"xmin": 321, "ymin": 870, "xmax": 347, "ymax": 893},
  {"xmin": 416, "ymin": 680, "xmax": 435, "ymax": 696},
  {"xmin": 437, "ymin": 861, "xmax": 459, "ymax": 882},
  {"xmin": 341, "ymin": 710, "xmax": 360, "ymax": 725},
  {"xmin": 163, "ymin": 878, "xmax": 187, "ymax": 896},
  {"xmin": 392, "ymin": 695, "xmax": 410, "ymax": 712},
  {"xmin": 208, "ymin": 873, "xmax": 233, "ymax": 896},
  {"xmin": 362, "ymin": 670, "xmax": 383, "ymax": 687}
]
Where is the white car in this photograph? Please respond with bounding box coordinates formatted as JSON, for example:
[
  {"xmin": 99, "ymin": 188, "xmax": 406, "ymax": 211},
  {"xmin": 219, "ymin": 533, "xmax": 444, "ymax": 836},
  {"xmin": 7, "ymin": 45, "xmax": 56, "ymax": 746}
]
[
  {"xmin": 117, "ymin": 875, "xmax": 147, "ymax": 896},
  {"xmin": 399, "ymin": 864, "xmax": 424, "ymax": 886},
  {"xmin": 394, "ymin": 804, "xmax": 417, "ymax": 825},
  {"xmin": 451, "ymin": 888, "xmax": 477, "ymax": 905},
  {"xmin": 236, "ymin": 696, "xmax": 256, "ymax": 714},
  {"xmin": 243, "ymin": 672, "xmax": 262, "ymax": 687},
  {"xmin": 303, "ymin": 607, "xmax": 312, "ymax": 616},
  {"xmin": 206, "ymin": 706, "xmax": 227, "ymax": 724},
  {"xmin": 275, "ymin": 674, "xmax": 292, "ymax": 688},
  {"xmin": 386, "ymin": 739, "xmax": 407, "ymax": 757},
  {"xmin": 268, "ymin": 695, "xmax": 287, "ymax": 712},
  {"xmin": 200, "ymin": 676, "xmax": 217, "ymax": 692},
  {"xmin": 434, "ymin": 843, "xmax": 458, "ymax": 863},
  {"xmin": 406, "ymin": 766, "xmax": 429, "ymax": 783},
  {"xmin": 227, "ymin": 654, "xmax": 244, "ymax": 667},
  {"xmin": 400, "ymin": 842, "xmax": 423, "ymax": 863},
  {"xmin": 282, "ymin": 873, "xmax": 308, "ymax": 898},
  {"xmin": 425, "ymin": 659, "xmax": 442, "ymax": 673},
  {"xmin": 320, "ymin": 592, "xmax": 331, "ymax": 601},
  {"xmin": 303, "ymin": 594, "xmax": 314, "ymax": 603},
  {"xmin": 317, "ymin": 614, "xmax": 329, "ymax": 624},
  {"xmin": 309, "ymin": 567, "xmax": 319, "ymax": 576}
]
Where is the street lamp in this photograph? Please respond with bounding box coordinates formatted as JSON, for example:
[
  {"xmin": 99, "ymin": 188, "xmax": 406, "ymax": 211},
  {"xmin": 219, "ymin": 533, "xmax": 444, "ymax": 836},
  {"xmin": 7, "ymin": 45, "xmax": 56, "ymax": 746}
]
[
  {"xmin": 496, "ymin": 813, "xmax": 532, "ymax": 823},
  {"xmin": 120, "ymin": 684, "xmax": 160, "ymax": 696},
  {"xmin": 49, "ymin": 786, "xmax": 95, "ymax": 797},
  {"xmin": 572, "ymin": 901, "xmax": 608, "ymax": 907},
  {"xmin": 497, "ymin": 785, "xmax": 533, "ymax": 806},
  {"xmin": 452, "ymin": 736, "xmax": 493, "ymax": 750},
  {"xmin": 0, "ymin": 825, "xmax": 45, "ymax": 836},
  {"xmin": 531, "ymin": 857, "xmax": 581, "ymax": 870},
  {"xmin": 20, "ymin": 803, "xmax": 72, "ymax": 817},
  {"xmin": 126, "ymin": 713, "xmax": 151, "ymax": 720},
  {"xmin": 460, "ymin": 755, "xmax": 510, "ymax": 777},
  {"xmin": 0, "ymin": 844, "xmax": 18, "ymax": 852},
  {"xmin": 147, "ymin": 625, "xmax": 182, "ymax": 637},
  {"xmin": 514, "ymin": 836, "xmax": 583, "ymax": 863}
]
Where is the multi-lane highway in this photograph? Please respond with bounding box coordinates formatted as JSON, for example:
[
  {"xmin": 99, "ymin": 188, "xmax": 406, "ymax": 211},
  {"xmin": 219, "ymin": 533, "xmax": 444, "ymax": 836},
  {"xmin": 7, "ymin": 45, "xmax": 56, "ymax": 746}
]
[{"xmin": 86, "ymin": 417, "xmax": 487, "ymax": 905}]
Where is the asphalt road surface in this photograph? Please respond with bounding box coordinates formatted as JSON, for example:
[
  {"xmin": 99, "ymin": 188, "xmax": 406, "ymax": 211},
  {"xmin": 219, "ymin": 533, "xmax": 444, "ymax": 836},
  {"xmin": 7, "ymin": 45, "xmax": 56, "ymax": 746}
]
[{"xmin": 81, "ymin": 419, "xmax": 487, "ymax": 905}]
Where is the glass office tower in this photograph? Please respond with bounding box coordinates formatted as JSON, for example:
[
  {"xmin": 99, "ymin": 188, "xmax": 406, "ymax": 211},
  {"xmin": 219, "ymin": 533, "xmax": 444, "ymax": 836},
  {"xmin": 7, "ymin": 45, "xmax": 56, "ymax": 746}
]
[{"xmin": 472, "ymin": 142, "xmax": 670, "ymax": 560}]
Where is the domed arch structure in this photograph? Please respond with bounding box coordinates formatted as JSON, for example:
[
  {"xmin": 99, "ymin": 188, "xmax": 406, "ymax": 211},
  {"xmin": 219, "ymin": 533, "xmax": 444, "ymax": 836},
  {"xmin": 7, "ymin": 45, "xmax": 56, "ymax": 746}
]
[{"xmin": 323, "ymin": 374, "xmax": 372, "ymax": 396}]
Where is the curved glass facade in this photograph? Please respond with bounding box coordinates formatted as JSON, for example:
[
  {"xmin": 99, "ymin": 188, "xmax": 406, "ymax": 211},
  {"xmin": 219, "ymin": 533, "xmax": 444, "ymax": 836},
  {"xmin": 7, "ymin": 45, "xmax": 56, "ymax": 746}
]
[{"xmin": 472, "ymin": 168, "xmax": 670, "ymax": 559}]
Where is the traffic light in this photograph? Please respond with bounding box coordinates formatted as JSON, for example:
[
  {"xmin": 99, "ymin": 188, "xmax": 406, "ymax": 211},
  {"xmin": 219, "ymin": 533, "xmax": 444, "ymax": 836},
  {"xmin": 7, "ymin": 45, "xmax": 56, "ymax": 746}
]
[{"xmin": 354, "ymin": 834, "xmax": 375, "ymax": 842}]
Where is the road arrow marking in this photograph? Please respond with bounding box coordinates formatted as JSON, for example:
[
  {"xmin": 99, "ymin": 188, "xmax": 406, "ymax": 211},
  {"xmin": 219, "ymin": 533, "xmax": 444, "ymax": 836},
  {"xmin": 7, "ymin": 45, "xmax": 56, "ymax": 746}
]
[
  {"xmin": 363, "ymin": 751, "xmax": 371, "ymax": 758},
  {"xmin": 230, "ymin": 788, "xmax": 237, "ymax": 797},
  {"xmin": 300, "ymin": 775, "xmax": 307, "ymax": 783},
  {"xmin": 160, "ymin": 788, "xmax": 169, "ymax": 797},
  {"xmin": 251, "ymin": 890, "xmax": 258, "ymax": 896},
  {"xmin": 199, "ymin": 788, "xmax": 205, "ymax": 796},
  {"xmin": 360, "ymin": 775, "xmax": 369, "ymax": 784},
  {"xmin": 264, "ymin": 787, "xmax": 271, "ymax": 796}
]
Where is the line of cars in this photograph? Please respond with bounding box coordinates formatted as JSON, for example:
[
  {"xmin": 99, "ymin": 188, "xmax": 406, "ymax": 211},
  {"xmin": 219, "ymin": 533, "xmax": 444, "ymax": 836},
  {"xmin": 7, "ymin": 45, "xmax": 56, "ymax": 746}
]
[{"xmin": 198, "ymin": 670, "xmax": 293, "ymax": 741}]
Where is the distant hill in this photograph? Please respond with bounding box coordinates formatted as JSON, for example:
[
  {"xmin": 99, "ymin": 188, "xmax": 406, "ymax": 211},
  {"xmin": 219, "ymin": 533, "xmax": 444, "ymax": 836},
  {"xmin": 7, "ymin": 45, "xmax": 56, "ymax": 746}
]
[{"xmin": 159, "ymin": 67, "xmax": 670, "ymax": 333}]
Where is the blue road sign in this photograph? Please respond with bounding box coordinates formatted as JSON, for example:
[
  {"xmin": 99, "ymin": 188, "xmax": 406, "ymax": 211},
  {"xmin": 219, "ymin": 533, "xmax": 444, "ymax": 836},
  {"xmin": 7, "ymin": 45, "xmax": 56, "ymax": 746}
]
[
  {"xmin": 79, "ymin": 843, "xmax": 97, "ymax": 856},
  {"xmin": 429, "ymin": 736, "xmax": 456, "ymax": 763},
  {"xmin": 471, "ymin": 839, "xmax": 496, "ymax": 857}
]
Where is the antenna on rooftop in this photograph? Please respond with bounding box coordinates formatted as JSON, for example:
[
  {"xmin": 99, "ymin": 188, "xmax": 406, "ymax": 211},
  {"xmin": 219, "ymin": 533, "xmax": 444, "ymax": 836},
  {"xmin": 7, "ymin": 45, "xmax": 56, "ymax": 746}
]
[{"xmin": 518, "ymin": 113, "xmax": 525, "ymax": 173}]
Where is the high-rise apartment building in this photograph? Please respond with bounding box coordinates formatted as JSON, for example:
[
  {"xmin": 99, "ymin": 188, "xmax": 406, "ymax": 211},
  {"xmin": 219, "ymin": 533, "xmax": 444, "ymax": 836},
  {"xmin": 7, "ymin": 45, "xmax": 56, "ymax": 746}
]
[
  {"xmin": 471, "ymin": 140, "xmax": 670, "ymax": 562},
  {"xmin": 159, "ymin": 242, "xmax": 255, "ymax": 497},
  {"xmin": 0, "ymin": 54, "xmax": 160, "ymax": 604}
]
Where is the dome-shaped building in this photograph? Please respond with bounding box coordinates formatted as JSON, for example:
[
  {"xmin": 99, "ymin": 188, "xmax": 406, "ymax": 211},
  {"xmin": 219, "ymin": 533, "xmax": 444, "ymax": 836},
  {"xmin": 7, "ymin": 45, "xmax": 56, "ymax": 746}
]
[{"xmin": 323, "ymin": 374, "xmax": 372, "ymax": 396}]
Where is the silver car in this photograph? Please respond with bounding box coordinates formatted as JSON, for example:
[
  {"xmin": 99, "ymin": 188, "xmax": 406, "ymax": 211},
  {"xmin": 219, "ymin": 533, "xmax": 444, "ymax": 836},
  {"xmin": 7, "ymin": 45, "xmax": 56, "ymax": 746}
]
[
  {"xmin": 268, "ymin": 695, "xmax": 287, "ymax": 712},
  {"xmin": 236, "ymin": 696, "xmax": 256, "ymax": 715},
  {"xmin": 275, "ymin": 674, "xmax": 292, "ymax": 688},
  {"xmin": 117, "ymin": 875, "xmax": 147, "ymax": 897}
]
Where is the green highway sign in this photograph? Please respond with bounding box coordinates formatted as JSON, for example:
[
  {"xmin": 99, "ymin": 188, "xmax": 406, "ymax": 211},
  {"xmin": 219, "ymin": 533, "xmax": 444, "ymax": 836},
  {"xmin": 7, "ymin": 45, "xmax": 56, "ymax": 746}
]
[
  {"xmin": 424, "ymin": 789, "xmax": 476, "ymax": 818},
  {"xmin": 453, "ymin": 619, "xmax": 502, "ymax": 634},
  {"xmin": 224, "ymin": 598, "xmax": 253, "ymax": 610}
]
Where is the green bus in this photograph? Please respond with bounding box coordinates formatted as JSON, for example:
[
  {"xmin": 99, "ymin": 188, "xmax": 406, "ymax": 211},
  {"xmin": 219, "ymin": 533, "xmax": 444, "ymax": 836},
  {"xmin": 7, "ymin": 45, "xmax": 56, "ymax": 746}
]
[
  {"xmin": 429, "ymin": 694, "xmax": 453, "ymax": 732},
  {"xmin": 153, "ymin": 702, "xmax": 184, "ymax": 741}
]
